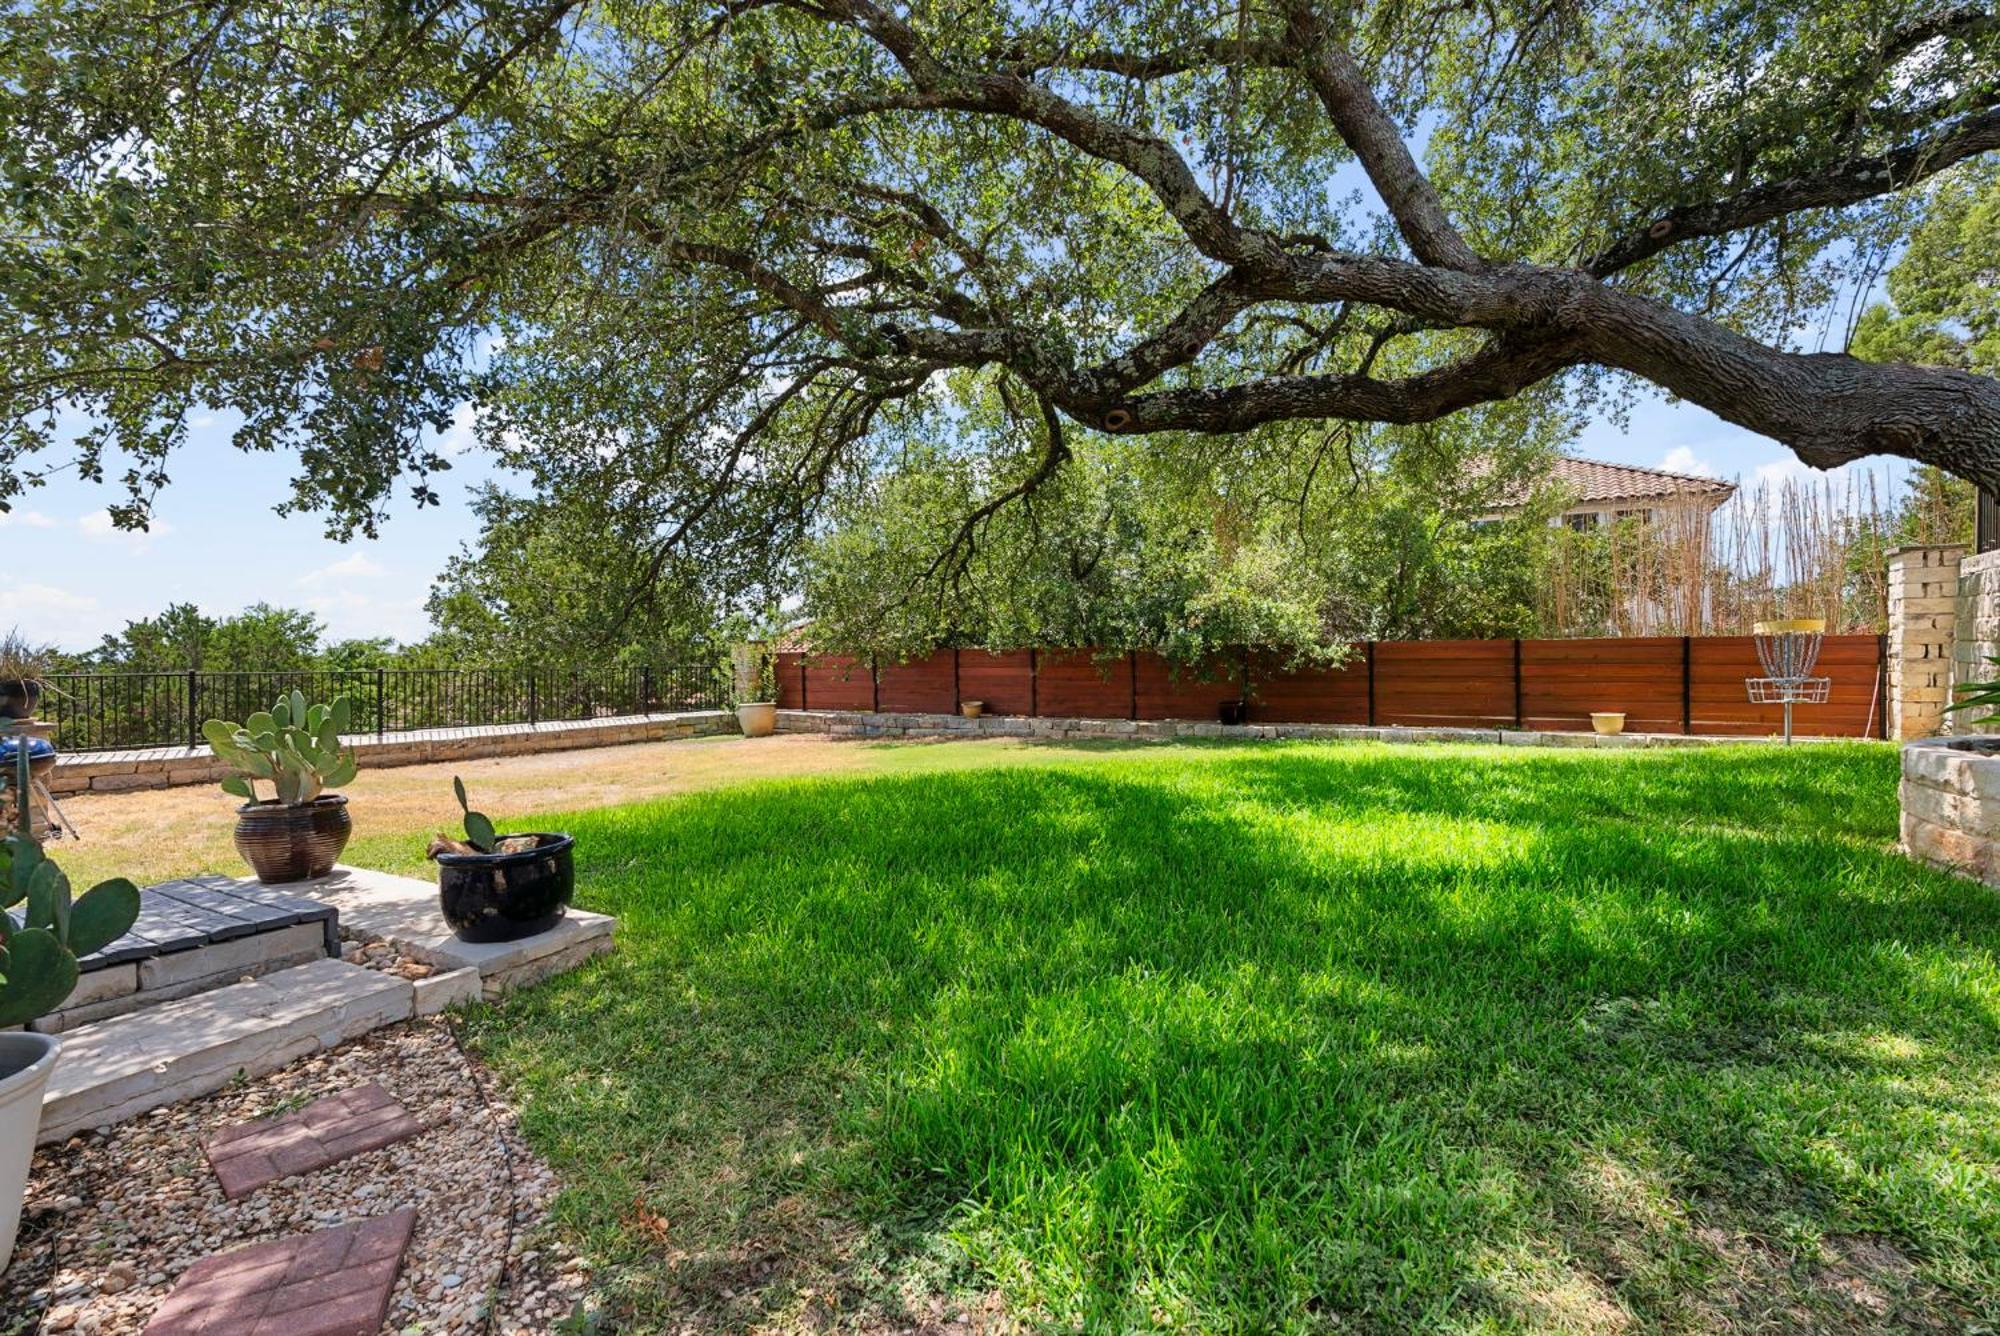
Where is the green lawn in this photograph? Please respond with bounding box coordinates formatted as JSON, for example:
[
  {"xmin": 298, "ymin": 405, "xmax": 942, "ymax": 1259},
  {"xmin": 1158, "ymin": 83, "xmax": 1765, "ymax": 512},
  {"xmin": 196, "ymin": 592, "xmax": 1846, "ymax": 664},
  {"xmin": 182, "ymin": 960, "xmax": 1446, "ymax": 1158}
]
[{"xmin": 369, "ymin": 741, "xmax": 1999, "ymax": 1331}]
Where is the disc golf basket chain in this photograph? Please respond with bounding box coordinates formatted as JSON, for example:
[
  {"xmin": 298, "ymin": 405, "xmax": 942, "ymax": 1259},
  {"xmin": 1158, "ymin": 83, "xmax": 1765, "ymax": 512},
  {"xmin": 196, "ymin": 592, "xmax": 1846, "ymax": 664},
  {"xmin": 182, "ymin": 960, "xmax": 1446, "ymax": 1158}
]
[{"xmin": 1747, "ymin": 619, "xmax": 1830, "ymax": 744}]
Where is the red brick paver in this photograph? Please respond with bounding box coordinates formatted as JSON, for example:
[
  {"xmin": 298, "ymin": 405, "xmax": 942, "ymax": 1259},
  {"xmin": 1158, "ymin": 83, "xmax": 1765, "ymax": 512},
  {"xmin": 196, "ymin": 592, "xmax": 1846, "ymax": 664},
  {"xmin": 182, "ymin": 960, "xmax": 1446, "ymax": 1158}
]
[
  {"xmin": 203, "ymin": 1084, "xmax": 423, "ymax": 1199},
  {"xmin": 144, "ymin": 1209, "xmax": 417, "ymax": 1335}
]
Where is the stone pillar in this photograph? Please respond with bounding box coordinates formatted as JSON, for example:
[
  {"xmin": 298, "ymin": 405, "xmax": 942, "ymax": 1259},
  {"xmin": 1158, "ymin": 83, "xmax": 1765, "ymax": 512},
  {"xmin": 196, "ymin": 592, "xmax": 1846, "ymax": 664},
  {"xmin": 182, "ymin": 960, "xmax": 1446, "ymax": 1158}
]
[
  {"xmin": 1951, "ymin": 547, "xmax": 2000, "ymax": 734},
  {"xmin": 1887, "ymin": 544, "xmax": 1965, "ymax": 739}
]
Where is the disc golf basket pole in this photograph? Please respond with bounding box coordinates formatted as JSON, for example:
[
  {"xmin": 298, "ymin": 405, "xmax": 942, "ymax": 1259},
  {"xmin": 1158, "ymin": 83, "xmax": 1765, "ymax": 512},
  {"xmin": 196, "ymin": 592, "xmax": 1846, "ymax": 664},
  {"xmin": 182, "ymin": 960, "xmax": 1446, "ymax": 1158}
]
[{"xmin": 1747, "ymin": 619, "xmax": 1831, "ymax": 744}]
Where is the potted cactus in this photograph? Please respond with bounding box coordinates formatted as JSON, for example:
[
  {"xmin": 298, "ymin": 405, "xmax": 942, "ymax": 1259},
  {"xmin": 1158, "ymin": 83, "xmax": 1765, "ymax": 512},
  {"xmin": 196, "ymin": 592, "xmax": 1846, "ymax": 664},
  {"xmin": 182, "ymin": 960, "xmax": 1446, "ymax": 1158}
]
[
  {"xmin": 426, "ymin": 777, "xmax": 573, "ymax": 942},
  {"xmin": 0, "ymin": 629, "xmax": 58, "ymax": 720},
  {"xmin": 203, "ymin": 691, "xmax": 360, "ymax": 883},
  {"xmin": 1, "ymin": 726, "xmax": 141, "ymax": 1269}
]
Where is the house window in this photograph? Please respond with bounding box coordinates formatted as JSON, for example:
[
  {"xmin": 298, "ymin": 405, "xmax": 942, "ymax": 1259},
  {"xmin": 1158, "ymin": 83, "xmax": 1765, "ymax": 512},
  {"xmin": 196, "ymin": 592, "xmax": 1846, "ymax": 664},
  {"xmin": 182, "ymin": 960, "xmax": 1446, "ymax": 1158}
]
[
  {"xmin": 1564, "ymin": 512, "xmax": 1599, "ymax": 531},
  {"xmin": 1614, "ymin": 508, "xmax": 1654, "ymax": 523}
]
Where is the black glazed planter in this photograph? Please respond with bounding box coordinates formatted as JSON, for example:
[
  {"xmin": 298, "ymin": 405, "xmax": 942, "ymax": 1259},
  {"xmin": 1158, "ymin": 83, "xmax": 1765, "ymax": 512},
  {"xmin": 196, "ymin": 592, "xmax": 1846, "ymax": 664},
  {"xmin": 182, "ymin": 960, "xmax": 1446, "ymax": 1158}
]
[
  {"xmin": 1218, "ymin": 699, "xmax": 1248, "ymax": 726},
  {"xmin": 435, "ymin": 833, "xmax": 575, "ymax": 943},
  {"xmin": 0, "ymin": 678, "xmax": 41, "ymax": 721}
]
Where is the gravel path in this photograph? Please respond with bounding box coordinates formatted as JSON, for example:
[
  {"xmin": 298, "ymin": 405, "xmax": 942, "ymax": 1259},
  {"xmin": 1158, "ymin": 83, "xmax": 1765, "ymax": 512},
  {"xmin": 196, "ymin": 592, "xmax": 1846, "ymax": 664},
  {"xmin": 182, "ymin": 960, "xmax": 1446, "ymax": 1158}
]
[{"xmin": 2, "ymin": 1020, "xmax": 594, "ymax": 1334}]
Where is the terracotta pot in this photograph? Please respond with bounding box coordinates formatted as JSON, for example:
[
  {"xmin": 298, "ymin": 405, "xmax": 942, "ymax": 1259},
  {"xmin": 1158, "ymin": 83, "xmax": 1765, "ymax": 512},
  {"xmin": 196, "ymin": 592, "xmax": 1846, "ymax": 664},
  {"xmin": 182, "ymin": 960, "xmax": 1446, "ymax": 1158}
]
[
  {"xmin": 0, "ymin": 1032, "xmax": 59, "ymax": 1272},
  {"xmin": 234, "ymin": 795, "xmax": 352, "ymax": 883},
  {"xmin": 435, "ymin": 833, "xmax": 574, "ymax": 943},
  {"xmin": 735, "ymin": 701, "xmax": 777, "ymax": 737},
  {"xmin": 960, "ymin": 700, "xmax": 984, "ymax": 718},
  {"xmin": 1590, "ymin": 712, "xmax": 1627, "ymax": 735}
]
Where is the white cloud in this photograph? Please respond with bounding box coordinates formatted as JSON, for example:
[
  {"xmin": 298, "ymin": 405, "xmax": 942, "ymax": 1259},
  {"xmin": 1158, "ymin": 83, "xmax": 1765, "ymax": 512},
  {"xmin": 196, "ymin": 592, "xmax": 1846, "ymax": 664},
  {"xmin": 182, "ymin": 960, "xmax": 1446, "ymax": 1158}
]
[
  {"xmin": 301, "ymin": 590, "xmax": 429, "ymax": 644},
  {"xmin": 78, "ymin": 509, "xmax": 174, "ymax": 550},
  {"xmin": 1660, "ymin": 446, "xmax": 1717, "ymax": 478},
  {"xmin": 0, "ymin": 509, "xmax": 58, "ymax": 529},
  {"xmin": 434, "ymin": 401, "xmax": 528, "ymax": 458},
  {"xmin": 0, "ymin": 582, "xmax": 109, "ymax": 649},
  {"xmin": 296, "ymin": 553, "xmax": 387, "ymax": 586},
  {"xmin": 1754, "ymin": 459, "xmax": 1808, "ymax": 487}
]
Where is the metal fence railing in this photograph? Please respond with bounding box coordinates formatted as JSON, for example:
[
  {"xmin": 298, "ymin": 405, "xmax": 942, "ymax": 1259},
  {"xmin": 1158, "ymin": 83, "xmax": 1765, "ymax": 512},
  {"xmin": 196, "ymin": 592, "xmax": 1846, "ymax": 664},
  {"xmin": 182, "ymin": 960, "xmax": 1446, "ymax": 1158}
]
[{"xmin": 39, "ymin": 660, "xmax": 734, "ymax": 754}]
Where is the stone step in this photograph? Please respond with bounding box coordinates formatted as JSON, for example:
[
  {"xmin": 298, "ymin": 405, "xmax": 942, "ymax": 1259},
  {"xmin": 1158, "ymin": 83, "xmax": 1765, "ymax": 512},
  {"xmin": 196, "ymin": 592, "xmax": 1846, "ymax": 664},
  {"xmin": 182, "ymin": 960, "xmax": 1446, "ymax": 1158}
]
[
  {"xmin": 39, "ymin": 958, "xmax": 414, "ymax": 1145},
  {"xmin": 306, "ymin": 866, "xmax": 615, "ymax": 1000}
]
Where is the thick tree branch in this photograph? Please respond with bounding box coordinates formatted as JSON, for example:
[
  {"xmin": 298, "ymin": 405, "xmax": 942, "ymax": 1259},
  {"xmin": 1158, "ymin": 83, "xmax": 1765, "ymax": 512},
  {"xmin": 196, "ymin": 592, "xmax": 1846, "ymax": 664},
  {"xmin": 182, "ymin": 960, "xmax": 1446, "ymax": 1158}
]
[
  {"xmin": 1282, "ymin": 1, "xmax": 1484, "ymax": 271},
  {"xmin": 1099, "ymin": 334, "xmax": 1579, "ymax": 433},
  {"xmin": 812, "ymin": 0, "xmax": 1281, "ymax": 267},
  {"xmin": 1590, "ymin": 104, "xmax": 2000, "ymax": 277},
  {"xmin": 997, "ymin": 35, "xmax": 1289, "ymax": 81}
]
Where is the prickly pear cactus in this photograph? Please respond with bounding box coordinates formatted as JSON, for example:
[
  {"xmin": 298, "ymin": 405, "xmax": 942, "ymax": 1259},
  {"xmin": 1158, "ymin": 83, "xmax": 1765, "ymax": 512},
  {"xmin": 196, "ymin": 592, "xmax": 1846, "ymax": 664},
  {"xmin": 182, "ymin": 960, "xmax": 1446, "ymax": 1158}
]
[
  {"xmin": 453, "ymin": 775, "xmax": 498, "ymax": 853},
  {"xmin": 204, "ymin": 693, "xmax": 358, "ymax": 806}
]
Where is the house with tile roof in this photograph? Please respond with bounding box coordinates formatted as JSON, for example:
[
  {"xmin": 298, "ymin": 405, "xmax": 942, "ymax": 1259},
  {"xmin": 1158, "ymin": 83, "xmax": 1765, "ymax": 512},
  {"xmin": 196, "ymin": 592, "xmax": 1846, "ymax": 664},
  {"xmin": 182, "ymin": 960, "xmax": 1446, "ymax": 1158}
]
[{"xmin": 1484, "ymin": 455, "xmax": 1738, "ymax": 530}]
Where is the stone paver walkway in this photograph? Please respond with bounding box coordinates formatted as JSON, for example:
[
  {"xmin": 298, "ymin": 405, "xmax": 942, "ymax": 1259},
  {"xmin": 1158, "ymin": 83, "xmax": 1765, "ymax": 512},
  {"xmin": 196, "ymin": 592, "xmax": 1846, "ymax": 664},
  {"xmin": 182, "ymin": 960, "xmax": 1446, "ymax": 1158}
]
[
  {"xmin": 204, "ymin": 1084, "xmax": 424, "ymax": 1200},
  {"xmin": 143, "ymin": 1208, "xmax": 417, "ymax": 1336}
]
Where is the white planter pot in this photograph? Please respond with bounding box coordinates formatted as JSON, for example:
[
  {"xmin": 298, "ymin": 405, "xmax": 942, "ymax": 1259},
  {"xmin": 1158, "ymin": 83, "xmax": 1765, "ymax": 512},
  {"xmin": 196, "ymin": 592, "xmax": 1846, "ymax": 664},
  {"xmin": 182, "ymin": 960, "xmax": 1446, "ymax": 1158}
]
[
  {"xmin": 735, "ymin": 702, "xmax": 777, "ymax": 738},
  {"xmin": 1590, "ymin": 712, "xmax": 1626, "ymax": 735},
  {"xmin": 0, "ymin": 1031, "xmax": 59, "ymax": 1272}
]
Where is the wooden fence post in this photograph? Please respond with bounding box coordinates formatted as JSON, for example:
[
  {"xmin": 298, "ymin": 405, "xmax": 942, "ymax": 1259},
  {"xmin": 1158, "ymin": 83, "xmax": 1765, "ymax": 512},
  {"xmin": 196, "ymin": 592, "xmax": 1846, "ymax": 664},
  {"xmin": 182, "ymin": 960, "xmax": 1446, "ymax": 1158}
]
[
  {"xmin": 1877, "ymin": 633, "xmax": 1890, "ymax": 740},
  {"xmin": 1365, "ymin": 641, "xmax": 1377, "ymax": 726},
  {"xmin": 952, "ymin": 648, "xmax": 961, "ymax": 716},
  {"xmin": 1029, "ymin": 648, "xmax": 1038, "ymax": 717},
  {"xmin": 1681, "ymin": 637, "xmax": 1693, "ymax": 735},
  {"xmin": 1512, "ymin": 639, "xmax": 1524, "ymax": 728},
  {"xmin": 871, "ymin": 657, "xmax": 880, "ymax": 713},
  {"xmin": 1129, "ymin": 650, "xmax": 1139, "ymax": 720}
]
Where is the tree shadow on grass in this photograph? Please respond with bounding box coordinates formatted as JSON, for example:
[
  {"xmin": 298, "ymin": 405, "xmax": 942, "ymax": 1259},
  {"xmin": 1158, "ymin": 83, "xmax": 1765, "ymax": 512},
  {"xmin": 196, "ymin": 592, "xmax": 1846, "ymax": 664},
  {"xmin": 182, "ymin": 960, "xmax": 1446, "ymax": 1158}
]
[{"xmin": 465, "ymin": 746, "xmax": 1998, "ymax": 1332}]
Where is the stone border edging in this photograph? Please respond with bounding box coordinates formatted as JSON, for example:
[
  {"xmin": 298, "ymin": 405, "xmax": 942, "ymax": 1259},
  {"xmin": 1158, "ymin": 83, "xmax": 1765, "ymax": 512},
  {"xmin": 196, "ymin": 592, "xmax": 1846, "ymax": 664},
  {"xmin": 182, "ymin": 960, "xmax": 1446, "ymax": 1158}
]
[
  {"xmin": 775, "ymin": 708, "xmax": 1862, "ymax": 747},
  {"xmin": 50, "ymin": 710, "xmax": 738, "ymax": 795}
]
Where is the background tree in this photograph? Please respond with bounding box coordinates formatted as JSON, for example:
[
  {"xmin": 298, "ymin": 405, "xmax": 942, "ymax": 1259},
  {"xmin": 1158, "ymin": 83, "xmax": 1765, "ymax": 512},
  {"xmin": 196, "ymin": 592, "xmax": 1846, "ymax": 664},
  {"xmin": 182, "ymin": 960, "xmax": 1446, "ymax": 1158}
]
[
  {"xmin": 1853, "ymin": 161, "xmax": 2000, "ymax": 377},
  {"xmin": 3, "ymin": 0, "xmax": 1997, "ymax": 631},
  {"xmin": 805, "ymin": 387, "xmax": 1564, "ymax": 657},
  {"xmin": 1850, "ymin": 158, "xmax": 1994, "ymax": 559},
  {"xmin": 425, "ymin": 485, "xmax": 730, "ymax": 666},
  {"xmin": 82, "ymin": 604, "xmax": 329, "ymax": 672}
]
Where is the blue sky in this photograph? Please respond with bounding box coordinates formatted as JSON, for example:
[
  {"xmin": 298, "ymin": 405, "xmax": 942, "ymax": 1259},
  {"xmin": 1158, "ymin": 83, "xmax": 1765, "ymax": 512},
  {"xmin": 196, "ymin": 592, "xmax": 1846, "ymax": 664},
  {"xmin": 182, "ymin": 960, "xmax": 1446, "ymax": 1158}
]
[
  {"xmin": 0, "ymin": 393, "xmax": 1905, "ymax": 652},
  {"xmin": 0, "ymin": 408, "xmax": 519, "ymax": 651}
]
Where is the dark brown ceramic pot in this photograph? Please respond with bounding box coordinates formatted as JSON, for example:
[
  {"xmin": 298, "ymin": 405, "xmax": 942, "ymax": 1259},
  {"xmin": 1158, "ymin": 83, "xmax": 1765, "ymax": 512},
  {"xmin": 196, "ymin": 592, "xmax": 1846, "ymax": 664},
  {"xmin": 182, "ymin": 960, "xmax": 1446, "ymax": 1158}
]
[{"xmin": 234, "ymin": 796, "xmax": 352, "ymax": 883}]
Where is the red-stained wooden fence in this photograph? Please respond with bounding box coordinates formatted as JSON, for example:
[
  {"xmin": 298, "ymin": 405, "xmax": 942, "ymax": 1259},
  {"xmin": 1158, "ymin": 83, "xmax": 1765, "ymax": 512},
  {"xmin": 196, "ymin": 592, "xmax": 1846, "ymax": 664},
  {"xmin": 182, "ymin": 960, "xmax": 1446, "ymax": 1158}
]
[{"xmin": 773, "ymin": 634, "xmax": 1886, "ymax": 738}]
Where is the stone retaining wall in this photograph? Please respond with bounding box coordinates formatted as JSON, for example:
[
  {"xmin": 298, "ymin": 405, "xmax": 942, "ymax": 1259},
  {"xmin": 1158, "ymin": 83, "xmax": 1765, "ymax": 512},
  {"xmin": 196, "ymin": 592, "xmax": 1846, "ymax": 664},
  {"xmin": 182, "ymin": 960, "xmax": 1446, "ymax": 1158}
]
[
  {"xmin": 1950, "ymin": 549, "xmax": 2000, "ymax": 735},
  {"xmin": 50, "ymin": 710, "xmax": 737, "ymax": 795},
  {"xmin": 1900, "ymin": 737, "xmax": 2000, "ymax": 885},
  {"xmin": 774, "ymin": 708, "xmax": 1852, "ymax": 748}
]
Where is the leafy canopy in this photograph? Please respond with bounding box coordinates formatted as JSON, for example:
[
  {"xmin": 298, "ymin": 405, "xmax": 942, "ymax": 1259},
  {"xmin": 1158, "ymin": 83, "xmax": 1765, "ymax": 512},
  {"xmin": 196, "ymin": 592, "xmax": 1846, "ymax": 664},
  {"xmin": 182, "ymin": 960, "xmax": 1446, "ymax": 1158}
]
[{"xmin": 2, "ymin": 0, "xmax": 1996, "ymax": 623}]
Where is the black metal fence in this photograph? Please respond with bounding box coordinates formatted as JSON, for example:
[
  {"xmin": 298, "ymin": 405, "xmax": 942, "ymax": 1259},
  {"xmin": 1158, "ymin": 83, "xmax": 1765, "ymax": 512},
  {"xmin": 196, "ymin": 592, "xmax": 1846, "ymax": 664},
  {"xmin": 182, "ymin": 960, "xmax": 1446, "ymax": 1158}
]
[{"xmin": 40, "ymin": 661, "xmax": 734, "ymax": 753}]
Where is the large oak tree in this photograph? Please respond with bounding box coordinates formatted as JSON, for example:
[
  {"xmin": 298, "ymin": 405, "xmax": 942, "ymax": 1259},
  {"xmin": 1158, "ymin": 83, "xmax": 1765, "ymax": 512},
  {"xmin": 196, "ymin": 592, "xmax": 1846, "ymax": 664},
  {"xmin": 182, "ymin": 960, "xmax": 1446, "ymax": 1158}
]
[{"xmin": 4, "ymin": 0, "xmax": 1997, "ymax": 589}]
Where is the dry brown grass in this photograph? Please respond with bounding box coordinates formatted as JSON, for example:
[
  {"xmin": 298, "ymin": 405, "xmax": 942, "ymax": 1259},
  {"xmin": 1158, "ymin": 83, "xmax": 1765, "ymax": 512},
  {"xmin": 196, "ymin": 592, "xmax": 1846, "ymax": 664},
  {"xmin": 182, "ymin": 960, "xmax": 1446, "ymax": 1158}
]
[{"xmin": 50, "ymin": 733, "xmax": 1048, "ymax": 888}]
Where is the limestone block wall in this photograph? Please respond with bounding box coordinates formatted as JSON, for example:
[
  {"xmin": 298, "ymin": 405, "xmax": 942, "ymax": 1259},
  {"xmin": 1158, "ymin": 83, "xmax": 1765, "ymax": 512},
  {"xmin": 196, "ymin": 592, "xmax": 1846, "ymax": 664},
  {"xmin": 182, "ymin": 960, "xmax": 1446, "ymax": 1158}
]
[
  {"xmin": 772, "ymin": 708, "xmax": 1811, "ymax": 748},
  {"xmin": 1950, "ymin": 548, "xmax": 2000, "ymax": 735},
  {"xmin": 1901, "ymin": 738, "xmax": 2000, "ymax": 886},
  {"xmin": 50, "ymin": 710, "xmax": 737, "ymax": 795},
  {"xmin": 1887, "ymin": 545, "xmax": 1963, "ymax": 739}
]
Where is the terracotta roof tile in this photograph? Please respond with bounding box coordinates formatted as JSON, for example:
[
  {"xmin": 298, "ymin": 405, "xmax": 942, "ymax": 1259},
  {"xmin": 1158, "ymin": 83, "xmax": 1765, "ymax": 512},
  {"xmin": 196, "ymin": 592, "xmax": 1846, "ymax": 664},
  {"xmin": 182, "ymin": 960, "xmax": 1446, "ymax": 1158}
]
[{"xmin": 1495, "ymin": 455, "xmax": 1737, "ymax": 509}]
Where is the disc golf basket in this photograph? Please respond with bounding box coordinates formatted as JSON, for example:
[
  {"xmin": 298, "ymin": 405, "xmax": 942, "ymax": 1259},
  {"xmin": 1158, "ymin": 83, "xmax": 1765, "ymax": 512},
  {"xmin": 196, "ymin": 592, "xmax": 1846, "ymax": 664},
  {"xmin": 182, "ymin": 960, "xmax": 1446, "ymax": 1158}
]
[{"xmin": 1747, "ymin": 619, "xmax": 1830, "ymax": 744}]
